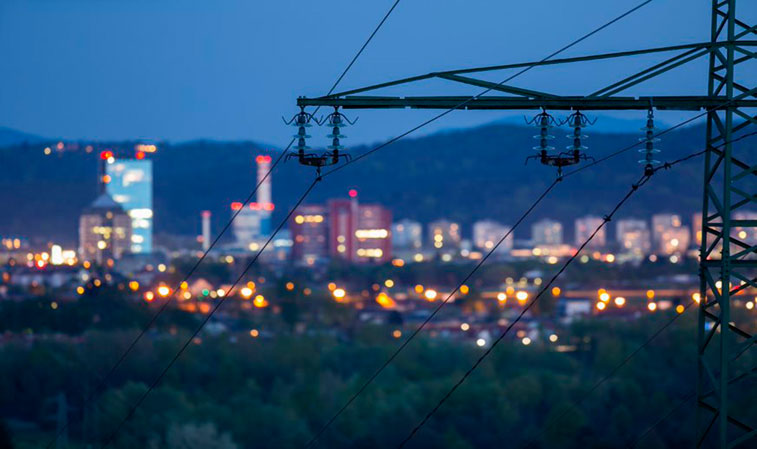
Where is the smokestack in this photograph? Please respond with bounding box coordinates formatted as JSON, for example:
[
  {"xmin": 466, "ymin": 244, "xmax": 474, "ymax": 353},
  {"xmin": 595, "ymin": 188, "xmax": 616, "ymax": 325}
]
[
  {"xmin": 201, "ymin": 211, "xmax": 211, "ymax": 251},
  {"xmin": 255, "ymin": 155, "xmax": 272, "ymax": 208}
]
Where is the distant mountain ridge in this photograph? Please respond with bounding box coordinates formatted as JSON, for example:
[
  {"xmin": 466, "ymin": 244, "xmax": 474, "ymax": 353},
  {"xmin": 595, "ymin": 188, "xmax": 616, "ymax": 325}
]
[
  {"xmin": 0, "ymin": 127, "xmax": 47, "ymax": 148},
  {"xmin": 0, "ymin": 121, "xmax": 724, "ymax": 246}
]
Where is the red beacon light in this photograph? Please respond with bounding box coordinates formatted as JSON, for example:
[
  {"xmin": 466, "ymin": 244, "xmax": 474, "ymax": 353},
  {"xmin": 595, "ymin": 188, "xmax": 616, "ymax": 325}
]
[
  {"xmin": 348, "ymin": 189, "xmax": 358, "ymax": 198},
  {"xmin": 100, "ymin": 150, "xmax": 114, "ymax": 160},
  {"xmin": 256, "ymin": 155, "xmax": 272, "ymax": 164},
  {"xmin": 231, "ymin": 202, "xmax": 243, "ymax": 211},
  {"xmin": 135, "ymin": 151, "xmax": 146, "ymax": 160}
]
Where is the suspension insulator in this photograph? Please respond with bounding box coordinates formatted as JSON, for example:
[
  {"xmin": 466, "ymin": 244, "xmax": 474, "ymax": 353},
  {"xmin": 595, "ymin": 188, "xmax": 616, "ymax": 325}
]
[
  {"xmin": 565, "ymin": 110, "xmax": 591, "ymax": 153},
  {"xmin": 638, "ymin": 108, "xmax": 661, "ymax": 174},
  {"xmin": 324, "ymin": 107, "xmax": 354, "ymax": 152},
  {"xmin": 528, "ymin": 109, "xmax": 557, "ymax": 153},
  {"xmin": 284, "ymin": 107, "xmax": 314, "ymax": 156}
]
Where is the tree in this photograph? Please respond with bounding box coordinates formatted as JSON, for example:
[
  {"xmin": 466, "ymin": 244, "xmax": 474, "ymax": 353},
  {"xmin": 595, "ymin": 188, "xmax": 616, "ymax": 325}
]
[{"xmin": 163, "ymin": 422, "xmax": 238, "ymax": 449}]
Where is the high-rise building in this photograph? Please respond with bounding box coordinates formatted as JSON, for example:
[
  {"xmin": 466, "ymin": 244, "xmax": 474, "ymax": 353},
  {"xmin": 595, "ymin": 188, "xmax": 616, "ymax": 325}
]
[
  {"xmin": 232, "ymin": 155, "xmax": 275, "ymax": 249},
  {"xmin": 574, "ymin": 216, "xmax": 606, "ymax": 249},
  {"xmin": 329, "ymin": 198, "xmax": 358, "ymax": 260},
  {"xmin": 428, "ymin": 220, "xmax": 461, "ymax": 252},
  {"xmin": 692, "ymin": 212, "xmax": 703, "ymax": 247},
  {"xmin": 392, "ymin": 219, "xmax": 423, "ymax": 250},
  {"xmin": 616, "ymin": 218, "xmax": 651, "ymax": 256},
  {"xmin": 328, "ymin": 194, "xmax": 392, "ymax": 264},
  {"xmin": 652, "ymin": 214, "xmax": 682, "ymax": 246},
  {"xmin": 106, "ymin": 158, "xmax": 153, "ymax": 254},
  {"xmin": 289, "ymin": 205, "xmax": 328, "ymax": 264},
  {"xmin": 652, "ymin": 213, "xmax": 689, "ymax": 254},
  {"xmin": 79, "ymin": 193, "xmax": 132, "ymax": 264},
  {"xmin": 472, "ymin": 220, "xmax": 512, "ymax": 254},
  {"xmin": 532, "ymin": 219, "xmax": 563, "ymax": 246},
  {"xmin": 354, "ymin": 204, "xmax": 392, "ymax": 263}
]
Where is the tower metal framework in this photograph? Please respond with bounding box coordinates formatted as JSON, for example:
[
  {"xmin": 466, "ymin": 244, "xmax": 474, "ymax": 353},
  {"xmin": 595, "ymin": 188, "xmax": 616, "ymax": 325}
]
[{"xmin": 295, "ymin": 1, "xmax": 755, "ymax": 446}]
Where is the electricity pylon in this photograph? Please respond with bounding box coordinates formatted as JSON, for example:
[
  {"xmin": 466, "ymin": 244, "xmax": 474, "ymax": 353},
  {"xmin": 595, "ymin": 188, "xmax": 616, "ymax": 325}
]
[{"xmin": 296, "ymin": 1, "xmax": 756, "ymax": 446}]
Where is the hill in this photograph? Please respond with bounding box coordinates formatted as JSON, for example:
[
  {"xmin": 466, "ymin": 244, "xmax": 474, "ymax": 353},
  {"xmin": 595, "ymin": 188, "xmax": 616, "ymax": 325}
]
[
  {"xmin": 0, "ymin": 121, "xmax": 718, "ymax": 246},
  {"xmin": 0, "ymin": 127, "xmax": 46, "ymax": 148}
]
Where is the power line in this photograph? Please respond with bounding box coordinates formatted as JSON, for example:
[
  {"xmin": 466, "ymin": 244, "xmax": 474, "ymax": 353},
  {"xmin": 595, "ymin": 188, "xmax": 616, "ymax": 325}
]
[
  {"xmin": 323, "ymin": 0, "xmax": 402, "ymax": 102},
  {"xmin": 322, "ymin": 0, "xmax": 654, "ymax": 178},
  {"xmin": 393, "ymin": 135, "xmax": 749, "ymax": 447},
  {"xmin": 396, "ymin": 173, "xmax": 649, "ymax": 448},
  {"xmin": 517, "ymin": 300, "xmax": 696, "ymax": 449},
  {"xmin": 44, "ymin": 138, "xmax": 292, "ymax": 449},
  {"xmin": 100, "ymin": 177, "xmax": 321, "ymax": 449},
  {"xmin": 89, "ymin": 2, "xmax": 405, "ymax": 444},
  {"xmin": 302, "ymin": 178, "xmax": 560, "ymax": 448}
]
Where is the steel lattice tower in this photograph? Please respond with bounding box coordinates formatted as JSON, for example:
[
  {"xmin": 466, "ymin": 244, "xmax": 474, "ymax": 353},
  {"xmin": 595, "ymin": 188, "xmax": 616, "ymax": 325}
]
[
  {"xmin": 698, "ymin": 1, "xmax": 756, "ymax": 447},
  {"xmin": 296, "ymin": 1, "xmax": 756, "ymax": 446}
]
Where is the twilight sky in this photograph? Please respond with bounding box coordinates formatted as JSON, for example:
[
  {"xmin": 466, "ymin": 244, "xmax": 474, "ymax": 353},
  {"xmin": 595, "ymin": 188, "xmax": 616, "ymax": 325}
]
[{"xmin": 1, "ymin": 0, "xmax": 752, "ymax": 146}]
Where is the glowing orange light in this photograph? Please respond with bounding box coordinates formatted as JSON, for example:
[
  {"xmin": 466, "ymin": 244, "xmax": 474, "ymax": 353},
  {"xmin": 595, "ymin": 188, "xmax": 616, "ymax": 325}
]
[
  {"xmin": 253, "ymin": 295, "xmax": 269, "ymax": 308},
  {"xmin": 231, "ymin": 202, "xmax": 243, "ymax": 211},
  {"xmin": 460, "ymin": 285, "xmax": 469, "ymax": 295},
  {"xmin": 250, "ymin": 329, "xmax": 259, "ymax": 338},
  {"xmin": 285, "ymin": 282, "xmax": 295, "ymax": 291},
  {"xmin": 646, "ymin": 290, "xmax": 655, "ymax": 300},
  {"xmin": 328, "ymin": 282, "xmax": 337, "ymax": 291},
  {"xmin": 676, "ymin": 304, "xmax": 685, "ymax": 314},
  {"xmin": 135, "ymin": 151, "xmax": 145, "ymax": 160},
  {"xmin": 414, "ymin": 284, "xmax": 424, "ymax": 294},
  {"xmin": 376, "ymin": 292, "xmax": 396, "ymax": 309},
  {"xmin": 128, "ymin": 281, "xmax": 139, "ymax": 291},
  {"xmin": 551, "ymin": 287, "xmax": 561, "ymax": 297},
  {"xmin": 144, "ymin": 291, "xmax": 155, "ymax": 302}
]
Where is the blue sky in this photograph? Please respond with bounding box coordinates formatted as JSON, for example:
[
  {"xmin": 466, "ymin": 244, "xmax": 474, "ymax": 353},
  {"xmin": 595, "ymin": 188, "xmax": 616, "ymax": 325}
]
[{"xmin": 1, "ymin": 0, "xmax": 751, "ymax": 146}]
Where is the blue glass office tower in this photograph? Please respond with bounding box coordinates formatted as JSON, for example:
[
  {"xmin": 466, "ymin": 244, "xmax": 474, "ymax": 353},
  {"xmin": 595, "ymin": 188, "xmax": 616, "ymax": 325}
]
[{"xmin": 106, "ymin": 159, "xmax": 153, "ymax": 254}]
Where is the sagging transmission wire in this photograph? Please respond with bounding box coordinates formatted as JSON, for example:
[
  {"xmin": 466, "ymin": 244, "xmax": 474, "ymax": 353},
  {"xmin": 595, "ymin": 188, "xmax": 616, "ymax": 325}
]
[
  {"xmin": 394, "ymin": 131, "xmax": 757, "ymax": 448},
  {"xmin": 47, "ymin": 1, "xmax": 405, "ymax": 447}
]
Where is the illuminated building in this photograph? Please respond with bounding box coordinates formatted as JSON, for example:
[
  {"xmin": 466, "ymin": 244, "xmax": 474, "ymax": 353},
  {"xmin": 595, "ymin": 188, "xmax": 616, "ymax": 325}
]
[
  {"xmin": 428, "ymin": 220, "xmax": 461, "ymax": 252},
  {"xmin": 472, "ymin": 220, "xmax": 512, "ymax": 255},
  {"xmin": 574, "ymin": 216, "xmax": 606, "ymax": 249},
  {"xmin": 733, "ymin": 211, "xmax": 757, "ymax": 247},
  {"xmin": 652, "ymin": 213, "xmax": 690, "ymax": 254},
  {"xmin": 692, "ymin": 213, "xmax": 703, "ymax": 246},
  {"xmin": 531, "ymin": 219, "xmax": 563, "ymax": 246},
  {"xmin": 289, "ymin": 205, "xmax": 328, "ymax": 264},
  {"xmin": 78, "ymin": 193, "xmax": 132, "ymax": 264},
  {"xmin": 392, "ymin": 219, "xmax": 423, "ymax": 250},
  {"xmin": 354, "ymin": 204, "xmax": 392, "ymax": 263},
  {"xmin": 106, "ymin": 158, "xmax": 153, "ymax": 253},
  {"xmin": 616, "ymin": 218, "xmax": 651, "ymax": 256},
  {"xmin": 328, "ymin": 193, "xmax": 392, "ymax": 264},
  {"xmin": 232, "ymin": 155, "xmax": 274, "ymax": 249}
]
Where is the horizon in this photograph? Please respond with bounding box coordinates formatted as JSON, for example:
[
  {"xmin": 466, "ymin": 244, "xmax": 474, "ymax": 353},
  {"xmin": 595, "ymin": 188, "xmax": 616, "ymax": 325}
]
[{"xmin": 0, "ymin": 0, "xmax": 722, "ymax": 145}]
